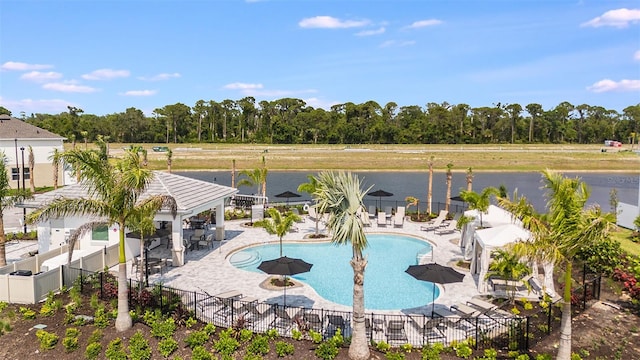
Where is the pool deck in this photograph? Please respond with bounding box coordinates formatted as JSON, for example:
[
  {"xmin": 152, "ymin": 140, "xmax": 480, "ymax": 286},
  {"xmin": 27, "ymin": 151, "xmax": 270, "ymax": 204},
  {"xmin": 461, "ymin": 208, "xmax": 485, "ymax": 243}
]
[{"xmin": 140, "ymin": 215, "xmax": 483, "ymax": 315}]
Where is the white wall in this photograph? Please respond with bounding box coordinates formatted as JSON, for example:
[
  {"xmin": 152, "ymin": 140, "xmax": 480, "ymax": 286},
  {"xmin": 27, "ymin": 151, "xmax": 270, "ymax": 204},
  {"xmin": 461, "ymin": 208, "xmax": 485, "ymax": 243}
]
[
  {"xmin": 0, "ymin": 139, "xmax": 63, "ymax": 165},
  {"xmin": 617, "ymin": 202, "xmax": 639, "ymax": 230}
]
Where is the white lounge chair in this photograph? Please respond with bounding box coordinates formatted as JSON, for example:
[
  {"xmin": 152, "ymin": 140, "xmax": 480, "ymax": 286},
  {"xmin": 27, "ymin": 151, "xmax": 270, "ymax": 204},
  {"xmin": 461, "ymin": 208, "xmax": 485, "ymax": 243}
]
[
  {"xmin": 420, "ymin": 217, "xmax": 445, "ymax": 231},
  {"xmin": 377, "ymin": 212, "xmax": 387, "ymax": 227},
  {"xmin": 427, "ymin": 210, "xmax": 448, "ymax": 225},
  {"xmin": 368, "ymin": 205, "xmax": 376, "ymax": 218},
  {"xmin": 394, "ymin": 206, "xmax": 405, "ymax": 227},
  {"xmin": 360, "ymin": 210, "xmax": 371, "ymax": 227},
  {"xmin": 434, "ymin": 220, "xmax": 457, "ymax": 235}
]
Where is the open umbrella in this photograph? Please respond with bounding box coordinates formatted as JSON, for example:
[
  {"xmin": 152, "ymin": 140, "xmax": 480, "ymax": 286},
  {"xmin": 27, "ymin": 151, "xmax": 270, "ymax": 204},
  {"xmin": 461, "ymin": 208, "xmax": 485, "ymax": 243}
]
[
  {"xmin": 367, "ymin": 189, "xmax": 394, "ymax": 211},
  {"xmin": 274, "ymin": 190, "xmax": 301, "ymax": 206},
  {"xmin": 258, "ymin": 256, "xmax": 313, "ymax": 306},
  {"xmin": 405, "ymin": 263, "xmax": 465, "ymax": 316}
]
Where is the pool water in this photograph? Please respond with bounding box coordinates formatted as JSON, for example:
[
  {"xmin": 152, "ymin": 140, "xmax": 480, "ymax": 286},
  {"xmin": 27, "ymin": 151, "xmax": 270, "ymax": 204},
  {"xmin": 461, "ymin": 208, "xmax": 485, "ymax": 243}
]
[{"xmin": 230, "ymin": 234, "xmax": 439, "ymax": 310}]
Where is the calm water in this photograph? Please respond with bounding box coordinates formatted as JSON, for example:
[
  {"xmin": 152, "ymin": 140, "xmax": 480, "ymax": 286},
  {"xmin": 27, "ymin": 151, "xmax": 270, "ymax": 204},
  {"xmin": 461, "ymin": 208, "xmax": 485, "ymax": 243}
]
[
  {"xmin": 177, "ymin": 171, "xmax": 639, "ymax": 213},
  {"xmin": 229, "ymin": 234, "xmax": 438, "ymax": 310}
]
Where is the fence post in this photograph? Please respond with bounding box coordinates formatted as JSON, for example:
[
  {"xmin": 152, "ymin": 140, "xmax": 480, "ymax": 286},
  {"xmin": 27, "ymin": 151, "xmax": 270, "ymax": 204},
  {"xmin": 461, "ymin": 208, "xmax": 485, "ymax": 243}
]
[
  {"xmin": 546, "ymin": 302, "xmax": 552, "ymax": 334},
  {"xmin": 474, "ymin": 317, "xmax": 479, "ymax": 349},
  {"xmin": 80, "ymin": 268, "xmax": 83, "ymax": 293}
]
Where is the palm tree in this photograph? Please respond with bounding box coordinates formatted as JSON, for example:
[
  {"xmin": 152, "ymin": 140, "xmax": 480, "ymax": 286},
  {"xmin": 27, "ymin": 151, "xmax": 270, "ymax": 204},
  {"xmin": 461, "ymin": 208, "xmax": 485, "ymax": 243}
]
[
  {"xmin": 405, "ymin": 196, "xmax": 419, "ymax": 220},
  {"xmin": 486, "ymin": 249, "xmax": 531, "ymax": 304},
  {"xmin": 28, "ymin": 146, "xmax": 35, "ymax": 192},
  {"xmin": 445, "ymin": 163, "xmax": 453, "ymax": 212},
  {"xmin": 498, "ymin": 170, "xmax": 615, "ymax": 360},
  {"xmin": 297, "ymin": 174, "xmax": 322, "ymax": 236},
  {"xmin": 166, "ymin": 149, "xmax": 173, "ymax": 173},
  {"xmin": 466, "ymin": 167, "xmax": 474, "ymax": 192},
  {"xmin": 260, "ymin": 208, "xmax": 301, "ymax": 257},
  {"xmin": 314, "ymin": 171, "xmax": 371, "ymax": 360},
  {"xmin": 427, "ymin": 156, "xmax": 434, "ymax": 215},
  {"xmin": 0, "ymin": 152, "xmax": 33, "ymax": 266},
  {"xmin": 460, "ymin": 186, "xmax": 499, "ymax": 227},
  {"xmin": 27, "ymin": 148, "xmax": 177, "ymax": 332},
  {"xmin": 48, "ymin": 148, "xmax": 62, "ymax": 190},
  {"xmin": 238, "ymin": 157, "xmax": 268, "ymax": 204}
]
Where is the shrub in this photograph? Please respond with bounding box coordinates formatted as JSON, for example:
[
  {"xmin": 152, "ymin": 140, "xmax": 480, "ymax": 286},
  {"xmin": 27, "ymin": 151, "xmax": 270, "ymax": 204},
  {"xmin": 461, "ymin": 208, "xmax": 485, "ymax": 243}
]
[
  {"xmin": 19, "ymin": 306, "xmax": 36, "ymax": 320},
  {"xmin": 191, "ymin": 345, "xmax": 213, "ymax": 360},
  {"xmin": 292, "ymin": 328, "xmax": 303, "ymax": 340},
  {"xmin": 88, "ymin": 329, "xmax": 103, "ymax": 344},
  {"xmin": 265, "ymin": 328, "xmax": 279, "ymax": 340},
  {"xmin": 535, "ymin": 354, "xmax": 552, "ymax": 360},
  {"xmin": 94, "ymin": 307, "xmax": 110, "ymax": 328},
  {"xmin": 385, "ymin": 351, "xmax": 406, "ymax": 360},
  {"xmin": 85, "ymin": 342, "xmax": 102, "ymax": 360},
  {"xmin": 185, "ymin": 316, "xmax": 197, "ymax": 328},
  {"xmin": 454, "ymin": 342, "xmax": 472, "ymax": 359},
  {"xmin": 128, "ymin": 330, "xmax": 151, "ymax": 360},
  {"xmin": 239, "ymin": 328, "xmax": 253, "ymax": 343},
  {"xmin": 213, "ymin": 330, "xmax": 240, "ymax": 355},
  {"xmin": 151, "ymin": 317, "xmax": 176, "ymax": 339},
  {"xmin": 376, "ymin": 340, "xmax": 391, "ymax": 352},
  {"xmin": 422, "ymin": 343, "xmax": 444, "ymax": 360},
  {"xmin": 184, "ymin": 330, "xmax": 210, "ymax": 349},
  {"xmin": 247, "ymin": 335, "xmax": 270, "ymax": 355},
  {"xmin": 477, "ymin": 348, "xmax": 498, "ymax": 360},
  {"xmin": 203, "ymin": 322, "xmax": 216, "ymax": 336},
  {"xmin": 105, "ymin": 338, "xmax": 127, "ymax": 360},
  {"xmin": 577, "ymin": 238, "xmax": 623, "ymax": 275},
  {"xmin": 63, "ymin": 336, "xmax": 79, "ymax": 353},
  {"xmin": 35, "ymin": 329, "xmax": 59, "ymax": 350},
  {"xmin": 158, "ymin": 338, "xmax": 178, "ymax": 358},
  {"xmin": 66, "ymin": 327, "xmax": 80, "ymax": 337},
  {"xmin": 275, "ymin": 341, "xmax": 294, "ymax": 357},
  {"xmin": 400, "ymin": 343, "xmax": 413, "ymax": 353},
  {"xmin": 308, "ymin": 329, "xmax": 323, "ymax": 344},
  {"xmin": 315, "ymin": 341, "xmax": 339, "ymax": 360}
]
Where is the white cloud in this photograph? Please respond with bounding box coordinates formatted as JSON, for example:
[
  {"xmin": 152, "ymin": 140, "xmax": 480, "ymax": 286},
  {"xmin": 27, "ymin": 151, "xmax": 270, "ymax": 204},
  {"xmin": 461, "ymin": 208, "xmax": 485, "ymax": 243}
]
[
  {"xmin": 82, "ymin": 68, "xmax": 130, "ymax": 80},
  {"xmin": 224, "ymin": 82, "xmax": 264, "ymax": 90},
  {"xmin": 121, "ymin": 90, "xmax": 157, "ymax": 96},
  {"xmin": 356, "ymin": 27, "xmax": 386, "ymax": 36},
  {"xmin": 20, "ymin": 71, "xmax": 63, "ymax": 82},
  {"xmin": 587, "ymin": 79, "xmax": 640, "ymax": 92},
  {"xmin": 42, "ymin": 82, "xmax": 98, "ymax": 93},
  {"xmin": 581, "ymin": 8, "xmax": 640, "ymax": 28},
  {"xmin": 380, "ymin": 40, "xmax": 416, "ymax": 48},
  {"xmin": 303, "ymin": 97, "xmax": 339, "ymax": 110},
  {"xmin": 1, "ymin": 61, "xmax": 54, "ymax": 71},
  {"xmin": 0, "ymin": 96, "xmax": 74, "ymax": 114},
  {"xmin": 634, "ymin": 50, "xmax": 640, "ymax": 60},
  {"xmin": 299, "ymin": 16, "xmax": 369, "ymax": 29},
  {"xmin": 138, "ymin": 73, "xmax": 181, "ymax": 81},
  {"xmin": 405, "ymin": 19, "xmax": 443, "ymax": 29}
]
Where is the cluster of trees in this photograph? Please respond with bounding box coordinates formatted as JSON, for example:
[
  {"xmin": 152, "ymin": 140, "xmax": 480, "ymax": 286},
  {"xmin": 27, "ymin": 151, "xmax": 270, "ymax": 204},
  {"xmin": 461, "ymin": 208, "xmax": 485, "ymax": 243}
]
[{"xmin": 2, "ymin": 99, "xmax": 638, "ymax": 145}]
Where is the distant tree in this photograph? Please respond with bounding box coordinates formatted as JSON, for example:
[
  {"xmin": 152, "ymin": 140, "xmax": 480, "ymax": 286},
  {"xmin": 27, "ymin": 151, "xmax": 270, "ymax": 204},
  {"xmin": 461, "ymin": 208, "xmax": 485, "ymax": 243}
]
[
  {"xmin": 0, "ymin": 106, "xmax": 11, "ymax": 115},
  {"xmin": 259, "ymin": 208, "xmax": 300, "ymax": 257},
  {"xmin": 48, "ymin": 148, "xmax": 62, "ymax": 190},
  {"xmin": 460, "ymin": 186, "xmax": 499, "ymax": 227},
  {"xmin": 405, "ymin": 196, "xmax": 420, "ymax": 220}
]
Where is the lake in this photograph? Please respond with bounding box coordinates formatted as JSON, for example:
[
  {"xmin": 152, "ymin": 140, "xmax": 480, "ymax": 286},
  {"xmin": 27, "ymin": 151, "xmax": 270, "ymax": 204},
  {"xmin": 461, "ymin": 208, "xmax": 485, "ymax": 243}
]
[{"xmin": 176, "ymin": 171, "xmax": 639, "ymax": 213}]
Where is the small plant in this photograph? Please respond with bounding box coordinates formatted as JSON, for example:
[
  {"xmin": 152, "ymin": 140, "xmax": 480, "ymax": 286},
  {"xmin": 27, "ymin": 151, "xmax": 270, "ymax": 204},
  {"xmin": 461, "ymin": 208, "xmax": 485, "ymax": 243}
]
[
  {"xmin": 422, "ymin": 342, "xmax": 444, "ymax": 360},
  {"xmin": 477, "ymin": 348, "xmax": 498, "ymax": 360},
  {"xmin": 105, "ymin": 338, "xmax": 127, "ymax": 360},
  {"xmin": 89, "ymin": 293, "xmax": 100, "ymax": 309},
  {"xmin": 515, "ymin": 354, "xmax": 530, "ymax": 360},
  {"xmin": 511, "ymin": 307, "xmax": 521, "ymax": 315},
  {"xmin": 158, "ymin": 337, "xmax": 178, "ymax": 358},
  {"xmin": 151, "ymin": 317, "xmax": 176, "ymax": 339},
  {"xmin": 247, "ymin": 335, "xmax": 270, "ymax": 355},
  {"xmin": 85, "ymin": 342, "xmax": 102, "ymax": 360},
  {"xmin": 191, "ymin": 345, "xmax": 213, "ymax": 360},
  {"xmin": 570, "ymin": 353, "xmax": 583, "ymax": 360},
  {"xmin": 185, "ymin": 316, "xmax": 197, "ymax": 328},
  {"xmin": 376, "ymin": 340, "xmax": 391, "ymax": 352},
  {"xmin": 184, "ymin": 330, "xmax": 210, "ymax": 349},
  {"xmin": 128, "ymin": 330, "xmax": 151, "ymax": 360},
  {"xmin": 399, "ymin": 343, "xmax": 413, "ymax": 353},
  {"xmin": 213, "ymin": 329, "xmax": 240, "ymax": 355},
  {"xmin": 275, "ymin": 341, "xmax": 294, "ymax": 357},
  {"xmin": 63, "ymin": 327, "xmax": 80, "ymax": 353},
  {"xmin": 454, "ymin": 342, "xmax": 472, "ymax": 359},
  {"xmin": 315, "ymin": 340, "xmax": 339, "ymax": 360},
  {"xmin": 265, "ymin": 328, "xmax": 279, "ymax": 340},
  {"xmin": 94, "ymin": 307, "xmax": 110, "ymax": 328},
  {"xmin": 19, "ymin": 306, "xmax": 36, "ymax": 320},
  {"xmin": 88, "ymin": 329, "xmax": 103, "ymax": 344},
  {"xmin": 385, "ymin": 351, "xmax": 406, "ymax": 360},
  {"xmin": 292, "ymin": 328, "xmax": 303, "ymax": 340},
  {"xmin": 308, "ymin": 329, "xmax": 323, "ymax": 344},
  {"xmin": 535, "ymin": 354, "xmax": 552, "ymax": 360},
  {"xmin": 35, "ymin": 329, "xmax": 59, "ymax": 350},
  {"xmin": 203, "ymin": 322, "xmax": 216, "ymax": 336}
]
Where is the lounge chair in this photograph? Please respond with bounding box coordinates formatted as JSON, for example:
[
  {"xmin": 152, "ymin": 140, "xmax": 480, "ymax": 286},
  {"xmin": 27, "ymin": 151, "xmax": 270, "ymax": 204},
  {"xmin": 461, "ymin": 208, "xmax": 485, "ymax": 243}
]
[
  {"xmin": 326, "ymin": 314, "xmax": 346, "ymax": 337},
  {"xmin": 466, "ymin": 298, "xmax": 498, "ymax": 312},
  {"xmin": 303, "ymin": 312, "xmax": 324, "ymax": 332},
  {"xmin": 408, "ymin": 314, "xmax": 446, "ymax": 343},
  {"xmin": 384, "ymin": 206, "xmax": 393, "ymax": 220},
  {"xmin": 426, "ymin": 210, "xmax": 448, "ymax": 225},
  {"xmin": 244, "ymin": 302, "xmax": 272, "ymax": 328},
  {"xmin": 385, "ymin": 319, "xmax": 408, "ymax": 343},
  {"xmin": 450, "ymin": 303, "xmax": 482, "ymax": 317},
  {"xmin": 271, "ymin": 306, "xmax": 301, "ymax": 332},
  {"xmin": 434, "ymin": 220, "xmax": 457, "ymax": 235},
  {"xmin": 394, "ymin": 206, "xmax": 405, "ymax": 227},
  {"xmin": 368, "ymin": 205, "xmax": 376, "ymax": 218},
  {"xmin": 420, "ymin": 216, "xmax": 445, "ymax": 231},
  {"xmin": 307, "ymin": 206, "xmax": 318, "ymax": 221},
  {"xmin": 360, "ymin": 210, "xmax": 371, "ymax": 227},
  {"xmin": 377, "ymin": 212, "xmax": 387, "ymax": 227}
]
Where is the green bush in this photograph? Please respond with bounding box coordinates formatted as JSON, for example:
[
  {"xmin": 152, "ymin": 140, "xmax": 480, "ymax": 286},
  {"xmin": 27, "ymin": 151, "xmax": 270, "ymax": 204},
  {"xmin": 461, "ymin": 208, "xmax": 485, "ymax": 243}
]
[
  {"xmin": 203, "ymin": 322, "xmax": 216, "ymax": 336},
  {"xmin": 105, "ymin": 338, "xmax": 127, "ymax": 360},
  {"xmin": 151, "ymin": 317, "xmax": 176, "ymax": 339},
  {"xmin": 239, "ymin": 328, "xmax": 253, "ymax": 343},
  {"xmin": 85, "ymin": 342, "xmax": 102, "ymax": 360},
  {"xmin": 94, "ymin": 307, "xmax": 110, "ymax": 328},
  {"xmin": 19, "ymin": 306, "xmax": 36, "ymax": 320},
  {"xmin": 66, "ymin": 327, "xmax": 80, "ymax": 338},
  {"xmin": 577, "ymin": 238, "xmax": 623, "ymax": 275},
  {"xmin": 454, "ymin": 342, "xmax": 472, "ymax": 359},
  {"xmin": 385, "ymin": 351, "xmax": 406, "ymax": 360},
  {"xmin": 191, "ymin": 345, "xmax": 213, "ymax": 360},
  {"xmin": 535, "ymin": 354, "xmax": 552, "ymax": 360},
  {"xmin": 158, "ymin": 338, "xmax": 178, "ymax": 358},
  {"xmin": 247, "ymin": 335, "xmax": 270, "ymax": 355},
  {"xmin": 88, "ymin": 329, "xmax": 103, "ymax": 344},
  {"xmin": 315, "ymin": 341, "xmax": 339, "ymax": 360},
  {"xmin": 291, "ymin": 328, "xmax": 302, "ymax": 340},
  {"xmin": 265, "ymin": 328, "xmax": 279, "ymax": 340},
  {"xmin": 213, "ymin": 330, "xmax": 240, "ymax": 355},
  {"xmin": 63, "ymin": 336, "xmax": 79, "ymax": 353},
  {"xmin": 128, "ymin": 330, "xmax": 151, "ymax": 360},
  {"xmin": 308, "ymin": 329, "xmax": 323, "ymax": 344},
  {"xmin": 35, "ymin": 329, "xmax": 59, "ymax": 350},
  {"xmin": 376, "ymin": 340, "xmax": 391, "ymax": 352},
  {"xmin": 422, "ymin": 343, "xmax": 444, "ymax": 360},
  {"xmin": 275, "ymin": 341, "xmax": 294, "ymax": 357},
  {"xmin": 184, "ymin": 330, "xmax": 210, "ymax": 349}
]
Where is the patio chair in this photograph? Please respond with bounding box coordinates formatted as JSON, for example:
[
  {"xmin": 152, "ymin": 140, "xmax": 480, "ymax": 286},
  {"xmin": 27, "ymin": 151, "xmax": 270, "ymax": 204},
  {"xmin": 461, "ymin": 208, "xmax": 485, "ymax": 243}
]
[
  {"xmin": 368, "ymin": 205, "xmax": 376, "ymax": 218},
  {"xmin": 197, "ymin": 233, "xmax": 214, "ymax": 250},
  {"xmin": 326, "ymin": 314, "xmax": 346, "ymax": 337},
  {"xmin": 426, "ymin": 210, "xmax": 448, "ymax": 225},
  {"xmin": 190, "ymin": 228, "xmax": 205, "ymax": 242},
  {"xmin": 420, "ymin": 216, "xmax": 445, "ymax": 231},
  {"xmin": 408, "ymin": 314, "xmax": 446, "ymax": 343},
  {"xmin": 434, "ymin": 220, "xmax": 458, "ymax": 235},
  {"xmin": 303, "ymin": 312, "xmax": 324, "ymax": 332},
  {"xmin": 244, "ymin": 302, "xmax": 272, "ymax": 328},
  {"xmin": 271, "ymin": 306, "xmax": 301, "ymax": 332},
  {"xmin": 384, "ymin": 206, "xmax": 393, "ymax": 220},
  {"xmin": 385, "ymin": 319, "xmax": 408, "ymax": 343},
  {"xmin": 394, "ymin": 206, "xmax": 405, "ymax": 228},
  {"xmin": 377, "ymin": 212, "xmax": 387, "ymax": 227}
]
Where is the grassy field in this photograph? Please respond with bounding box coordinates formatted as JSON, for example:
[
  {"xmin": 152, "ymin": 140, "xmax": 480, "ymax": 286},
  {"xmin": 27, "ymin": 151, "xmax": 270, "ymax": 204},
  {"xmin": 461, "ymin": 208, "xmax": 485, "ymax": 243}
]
[
  {"xmin": 610, "ymin": 228, "xmax": 640, "ymax": 257},
  {"xmin": 105, "ymin": 143, "xmax": 640, "ymax": 172}
]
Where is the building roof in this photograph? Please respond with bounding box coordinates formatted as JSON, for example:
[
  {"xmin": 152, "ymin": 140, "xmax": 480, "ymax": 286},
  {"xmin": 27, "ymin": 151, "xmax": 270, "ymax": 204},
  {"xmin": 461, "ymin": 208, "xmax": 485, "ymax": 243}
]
[
  {"xmin": 21, "ymin": 171, "xmax": 238, "ymax": 214},
  {"xmin": 0, "ymin": 115, "xmax": 65, "ymax": 140}
]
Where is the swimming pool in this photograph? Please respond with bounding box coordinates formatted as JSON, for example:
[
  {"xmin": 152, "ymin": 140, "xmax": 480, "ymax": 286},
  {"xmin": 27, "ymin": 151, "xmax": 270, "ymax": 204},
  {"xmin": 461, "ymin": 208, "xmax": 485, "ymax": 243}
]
[{"xmin": 229, "ymin": 234, "xmax": 439, "ymax": 310}]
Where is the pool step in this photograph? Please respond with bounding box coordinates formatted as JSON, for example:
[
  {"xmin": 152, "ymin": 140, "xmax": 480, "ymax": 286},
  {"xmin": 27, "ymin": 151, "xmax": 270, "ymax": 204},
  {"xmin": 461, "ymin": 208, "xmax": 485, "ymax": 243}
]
[
  {"xmin": 229, "ymin": 250, "xmax": 262, "ymax": 268},
  {"xmin": 416, "ymin": 247, "xmax": 433, "ymax": 264}
]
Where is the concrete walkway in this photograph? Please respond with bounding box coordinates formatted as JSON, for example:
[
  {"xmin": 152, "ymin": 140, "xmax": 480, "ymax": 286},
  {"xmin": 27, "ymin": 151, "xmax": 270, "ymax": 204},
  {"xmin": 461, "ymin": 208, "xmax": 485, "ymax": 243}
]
[{"xmin": 141, "ymin": 214, "xmax": 483, "ymax": 315}]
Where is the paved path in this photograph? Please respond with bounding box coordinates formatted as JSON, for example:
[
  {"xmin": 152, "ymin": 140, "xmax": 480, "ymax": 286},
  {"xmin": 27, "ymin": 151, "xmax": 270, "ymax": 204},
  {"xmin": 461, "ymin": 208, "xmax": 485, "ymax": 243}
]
[{"xmin": 142, "ymin": 215, "xmax": 482, "ymax": 315}]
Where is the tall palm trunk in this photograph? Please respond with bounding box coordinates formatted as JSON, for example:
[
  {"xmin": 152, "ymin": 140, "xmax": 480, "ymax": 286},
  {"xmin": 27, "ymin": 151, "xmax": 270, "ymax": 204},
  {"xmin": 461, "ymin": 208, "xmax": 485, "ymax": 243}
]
[
  {"xmin": 52, "ymin": 161, "xmax": 59, "ymax": 189},
  {"xmin": 445, "ymin": 165, "xmax": 453, "ymax": 212},
  {"xmin": 28, "ymin": 147, "xmax": 35, "ymax": 192},
  {"xmin": 348, "ymin": 257, "xmax": 369, "ymax": 360},
  {"xmin": 557, "ymin": 262, "xmax": 573, "ymax": 360},
  {"xmin": 115, "ymin": 226, "xmax": 132, "ymax": 332},
  {"xmin": 466, "ymin": 167, "xmax": 473, "ymax": 192},
  {"xmin": 231, "ymin": 160, "xmax": 236, "ymax": 188},
  {"xmin": 427, "ymin": 158, "xmax": 434, "ymax": 215}
]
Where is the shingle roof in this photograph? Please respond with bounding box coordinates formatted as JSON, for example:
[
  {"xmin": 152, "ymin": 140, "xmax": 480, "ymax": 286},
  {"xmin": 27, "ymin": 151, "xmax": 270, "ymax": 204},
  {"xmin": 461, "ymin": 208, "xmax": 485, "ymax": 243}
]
[
  {"xmin": 0, "ymin": 115, "xmax": 65, "ymax": 140},
  {"xmin": 21, "ymin": 171, "xmax": 238, "ymax": 213}
]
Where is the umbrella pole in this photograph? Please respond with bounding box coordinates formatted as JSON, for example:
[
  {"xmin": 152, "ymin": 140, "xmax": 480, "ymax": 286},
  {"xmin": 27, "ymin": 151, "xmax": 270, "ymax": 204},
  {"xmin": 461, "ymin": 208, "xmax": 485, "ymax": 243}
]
[
  {"xmin": 432, "ymin": 282, "xmax": 436, "ymax": 317},
  {"xmin": 283, "ymin": 275, "xmax": 287, "ymax": 307}
]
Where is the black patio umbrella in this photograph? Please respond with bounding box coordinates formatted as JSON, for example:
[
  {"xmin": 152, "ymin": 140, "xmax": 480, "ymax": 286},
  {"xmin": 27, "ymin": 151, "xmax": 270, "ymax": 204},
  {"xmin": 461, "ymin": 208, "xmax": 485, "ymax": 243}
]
[
  {"xmin": 258, "ymin": 256, "xmax": 313, "ymax": 306},
  {"xmin": 367, "ymin": 189, "xmax": 394, "ymax": 210},
  {"xmin": 405, "ymin": 263, "xmax": 465, "ymax": 316},
  {"xmin": 274, "ymin": 190, "xmax": 301, "ymax": 206},
  {"xmin": 450, "ymin": 195, "xmax": 465, "ymax": 202}
]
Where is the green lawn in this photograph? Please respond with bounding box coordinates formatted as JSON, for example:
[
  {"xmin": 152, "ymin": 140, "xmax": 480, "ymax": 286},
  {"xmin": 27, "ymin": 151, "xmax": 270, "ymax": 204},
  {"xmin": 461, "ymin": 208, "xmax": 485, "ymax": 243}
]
[{"xmin": 610, "ymin": 227, "xmax": 640, "ymax": 257}]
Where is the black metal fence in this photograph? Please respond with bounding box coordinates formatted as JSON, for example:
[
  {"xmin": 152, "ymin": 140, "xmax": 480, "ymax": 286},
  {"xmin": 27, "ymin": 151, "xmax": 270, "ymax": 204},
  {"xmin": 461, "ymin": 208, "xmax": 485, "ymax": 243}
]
[{"xmin": 63, "ymin": 266, "xmax": 601, "ymax": 352}]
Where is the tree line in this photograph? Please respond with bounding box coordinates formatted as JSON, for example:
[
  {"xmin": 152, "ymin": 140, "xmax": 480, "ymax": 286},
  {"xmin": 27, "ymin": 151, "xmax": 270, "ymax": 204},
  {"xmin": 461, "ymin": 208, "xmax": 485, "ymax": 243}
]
[{"xmin": 2, "ymin": 98, "xmax": 639, "ymax": 145}]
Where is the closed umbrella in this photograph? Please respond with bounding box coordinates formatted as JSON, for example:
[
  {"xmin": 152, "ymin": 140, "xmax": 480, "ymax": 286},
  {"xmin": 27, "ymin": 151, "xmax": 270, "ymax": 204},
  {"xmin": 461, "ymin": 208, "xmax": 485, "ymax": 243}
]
[
  {"xmin": 367, "ymin": 189, "xmax": 393, "ymax": 211},
  {"xmin": 258, "ymin": 256, "xmax": 313, "ymax": 306},
  {"xmin": 405, "ymin": 263, "xmax": 465, "ymax": 316}
]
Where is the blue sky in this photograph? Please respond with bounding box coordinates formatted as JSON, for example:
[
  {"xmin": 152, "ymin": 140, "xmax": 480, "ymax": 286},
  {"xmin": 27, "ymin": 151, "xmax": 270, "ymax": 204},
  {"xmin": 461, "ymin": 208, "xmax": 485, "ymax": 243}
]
[{"xmin": 1, "ymin": 0, "xmax": 639, "ymax": 117}]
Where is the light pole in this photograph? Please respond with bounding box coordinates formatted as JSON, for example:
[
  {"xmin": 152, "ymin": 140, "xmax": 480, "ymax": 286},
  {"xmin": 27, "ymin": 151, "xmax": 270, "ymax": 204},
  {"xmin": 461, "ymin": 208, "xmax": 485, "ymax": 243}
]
[
  {"xmin": 14, "ymin": 139, "xmax": 20, "ymax": 190},
  {"xmin": 20, "ymin": 147, "xmax": 27, "ymax": 234}
]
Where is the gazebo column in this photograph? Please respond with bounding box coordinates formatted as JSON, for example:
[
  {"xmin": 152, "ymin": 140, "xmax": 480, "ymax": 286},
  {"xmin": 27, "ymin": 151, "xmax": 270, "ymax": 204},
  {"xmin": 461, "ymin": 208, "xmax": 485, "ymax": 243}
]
[
  {"xmin": 215, "ymin": 204, "xmax": 225, "ymax": 241},
  {"xmin": 170, "ymin": 217, "xmax": 185, "ymax": 266}
]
